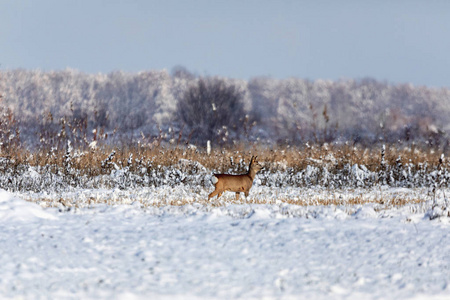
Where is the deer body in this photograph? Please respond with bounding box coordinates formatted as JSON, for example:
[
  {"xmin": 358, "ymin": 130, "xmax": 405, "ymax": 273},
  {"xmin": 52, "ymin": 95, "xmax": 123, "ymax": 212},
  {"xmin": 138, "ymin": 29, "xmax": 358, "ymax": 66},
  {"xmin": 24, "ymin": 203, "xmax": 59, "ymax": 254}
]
[{"xmin": 208, "ymin": 156, "xmax": 263, "ymax": 200}]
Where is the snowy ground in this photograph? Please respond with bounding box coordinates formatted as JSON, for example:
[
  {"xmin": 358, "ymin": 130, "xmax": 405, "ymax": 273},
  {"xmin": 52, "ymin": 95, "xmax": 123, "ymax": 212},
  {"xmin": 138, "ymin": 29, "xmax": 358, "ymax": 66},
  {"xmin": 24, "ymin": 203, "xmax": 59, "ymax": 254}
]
[{"xmin": 1, "ymin": 188, "xmax": 450, "ymax": 299}]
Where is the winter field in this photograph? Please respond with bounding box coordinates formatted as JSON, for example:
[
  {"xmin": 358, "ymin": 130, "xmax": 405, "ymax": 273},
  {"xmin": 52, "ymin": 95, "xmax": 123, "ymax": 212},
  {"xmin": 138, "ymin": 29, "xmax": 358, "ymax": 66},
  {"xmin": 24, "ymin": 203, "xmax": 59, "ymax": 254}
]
[
  {"xmin": 2, "ymin": 146, "xmax": 450, "ymax": 299},
  {"xmin": 3, "ymin": 67, "xmax": 450, "ymax": 299}
]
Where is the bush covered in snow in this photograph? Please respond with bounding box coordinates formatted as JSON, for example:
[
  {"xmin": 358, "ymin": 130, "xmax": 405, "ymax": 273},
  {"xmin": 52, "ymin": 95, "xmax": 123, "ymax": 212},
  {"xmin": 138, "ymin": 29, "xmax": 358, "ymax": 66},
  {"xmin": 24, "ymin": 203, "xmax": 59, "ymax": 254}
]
[{"xmin": 0, "ymin": 142, "xmax": 448, "ymax": 196}]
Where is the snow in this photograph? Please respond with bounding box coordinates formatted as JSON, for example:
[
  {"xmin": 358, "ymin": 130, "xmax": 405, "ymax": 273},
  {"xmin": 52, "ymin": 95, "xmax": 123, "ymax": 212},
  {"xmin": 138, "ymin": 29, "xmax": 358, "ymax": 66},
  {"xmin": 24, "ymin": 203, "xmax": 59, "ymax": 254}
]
[
  {"xmin": 1, "ymin": 188, "xmax": 450, "ymax": 299},
  {"xmin": 0, "ymin": 189, "xmax": 57, "ymax": 222}
]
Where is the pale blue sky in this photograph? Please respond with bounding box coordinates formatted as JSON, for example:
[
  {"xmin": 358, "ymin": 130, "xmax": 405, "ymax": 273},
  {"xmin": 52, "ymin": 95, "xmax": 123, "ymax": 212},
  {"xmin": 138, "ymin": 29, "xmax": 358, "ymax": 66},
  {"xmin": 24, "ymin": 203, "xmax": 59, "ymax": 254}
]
[{"xmin": 1, "ymin": 0, "xmax": 450, "ymax": 87}]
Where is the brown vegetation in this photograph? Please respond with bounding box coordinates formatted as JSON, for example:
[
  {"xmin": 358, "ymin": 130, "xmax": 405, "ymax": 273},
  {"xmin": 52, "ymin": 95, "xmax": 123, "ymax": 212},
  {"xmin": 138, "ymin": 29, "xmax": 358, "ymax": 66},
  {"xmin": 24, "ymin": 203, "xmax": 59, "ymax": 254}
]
[{"xmin": 2, "ymin": 140, "xmax": 446, "ymax": 177}]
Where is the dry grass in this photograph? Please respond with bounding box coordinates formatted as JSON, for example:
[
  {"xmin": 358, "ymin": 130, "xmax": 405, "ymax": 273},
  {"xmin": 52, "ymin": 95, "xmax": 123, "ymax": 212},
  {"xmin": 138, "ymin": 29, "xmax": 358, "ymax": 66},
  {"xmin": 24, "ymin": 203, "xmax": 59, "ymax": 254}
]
[
  {"xmin": 25, "ymin": 186, "xmax": 432, "ymax": 210},
  {"xmin": 4, "ymin": 142, "xmax": 446, "ymax": 176},
  {"xmin": 29, "ymin": 195, "xmax": 429, "ymax": 211},
  {"xmin": 5, "ymin": 140, "xmax": 447, "ymax": 210}
]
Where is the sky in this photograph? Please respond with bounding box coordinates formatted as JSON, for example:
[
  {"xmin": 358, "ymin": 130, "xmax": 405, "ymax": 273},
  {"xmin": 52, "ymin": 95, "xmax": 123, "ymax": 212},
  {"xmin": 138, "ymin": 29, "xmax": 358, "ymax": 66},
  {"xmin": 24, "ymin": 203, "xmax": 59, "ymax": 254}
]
[{"xmin": 1, "ymin": 0, "xmax": 450, "ymax": 87}]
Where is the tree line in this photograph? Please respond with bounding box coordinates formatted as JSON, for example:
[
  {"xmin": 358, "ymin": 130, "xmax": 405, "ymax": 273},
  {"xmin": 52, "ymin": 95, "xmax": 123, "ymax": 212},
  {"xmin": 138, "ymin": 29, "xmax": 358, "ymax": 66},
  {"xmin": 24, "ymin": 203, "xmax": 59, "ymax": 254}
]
[{"xmin": 1, "ymin": 68, "xmax": 449, "ymax": 148}]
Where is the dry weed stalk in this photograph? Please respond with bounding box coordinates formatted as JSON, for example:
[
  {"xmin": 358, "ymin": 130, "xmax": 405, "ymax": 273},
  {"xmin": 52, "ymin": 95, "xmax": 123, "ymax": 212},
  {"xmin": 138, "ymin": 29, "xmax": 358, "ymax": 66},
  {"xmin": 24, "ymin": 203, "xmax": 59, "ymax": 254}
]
[{"xmin": 0, "ymin": 142, "xmax": 446, "ymax": 177}]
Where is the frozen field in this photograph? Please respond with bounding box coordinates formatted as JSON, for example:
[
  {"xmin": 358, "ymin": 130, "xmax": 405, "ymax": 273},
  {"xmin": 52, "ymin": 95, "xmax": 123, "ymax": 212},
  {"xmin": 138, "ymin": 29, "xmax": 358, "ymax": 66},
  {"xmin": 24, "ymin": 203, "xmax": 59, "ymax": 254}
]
[{"xmin": 1, "ymin": 187, "xmax": 450, "ymax": 300}]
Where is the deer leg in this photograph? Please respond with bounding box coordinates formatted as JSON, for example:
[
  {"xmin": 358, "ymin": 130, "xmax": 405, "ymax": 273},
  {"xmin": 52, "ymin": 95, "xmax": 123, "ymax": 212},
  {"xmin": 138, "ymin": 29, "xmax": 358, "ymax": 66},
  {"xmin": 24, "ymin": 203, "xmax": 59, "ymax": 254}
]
[
  {"xmin": 244, "ymin": 191, "xmax": 250, "ymax": 203},
  {"xmin": 235, "ymin": 192, "xmax": 240, "ymax": 200},
  {"xmin": 208, "ymin": 188, "xmax": 220, "ymax": 200}
]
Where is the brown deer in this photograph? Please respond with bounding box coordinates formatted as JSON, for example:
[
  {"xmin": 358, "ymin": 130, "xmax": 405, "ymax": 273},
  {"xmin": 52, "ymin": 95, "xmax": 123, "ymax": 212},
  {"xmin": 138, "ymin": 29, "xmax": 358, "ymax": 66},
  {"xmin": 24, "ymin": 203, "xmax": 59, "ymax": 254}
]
[{"xmin": 208, "ymin": 156, "xmax": 263, "ymax": 200}]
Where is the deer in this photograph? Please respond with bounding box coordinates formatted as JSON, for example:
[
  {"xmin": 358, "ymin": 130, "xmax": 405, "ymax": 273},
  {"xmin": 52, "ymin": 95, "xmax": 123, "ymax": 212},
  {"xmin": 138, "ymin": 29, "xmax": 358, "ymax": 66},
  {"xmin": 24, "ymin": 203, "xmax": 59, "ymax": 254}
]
[{"xmin": 208, "ymin": 156, "xmax": 263, "ymax": 201}]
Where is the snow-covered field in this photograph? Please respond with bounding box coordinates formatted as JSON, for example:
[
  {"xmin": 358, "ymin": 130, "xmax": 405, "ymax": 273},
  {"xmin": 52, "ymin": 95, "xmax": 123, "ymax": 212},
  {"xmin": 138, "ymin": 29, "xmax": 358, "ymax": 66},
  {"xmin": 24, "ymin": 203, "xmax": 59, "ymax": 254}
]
[{"xmin": 1, "ymin": 186, "xmax": 450, "ymax": 300}]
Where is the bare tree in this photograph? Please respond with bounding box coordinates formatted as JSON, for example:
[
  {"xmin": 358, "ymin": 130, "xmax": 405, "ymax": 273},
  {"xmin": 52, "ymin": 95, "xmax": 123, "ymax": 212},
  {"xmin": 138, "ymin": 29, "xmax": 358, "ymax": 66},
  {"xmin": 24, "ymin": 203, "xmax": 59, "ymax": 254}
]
[{"xmin": 177, "ymin": 77, "xmax": 246, "ymax": 144}]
